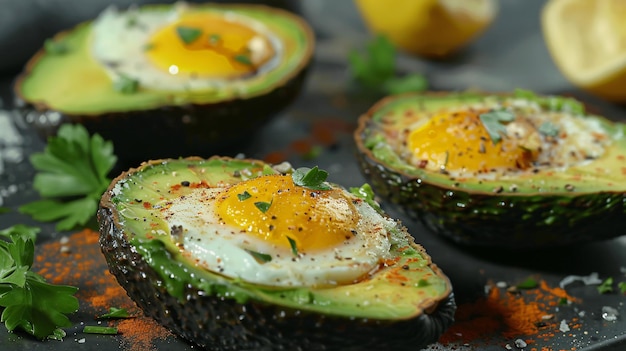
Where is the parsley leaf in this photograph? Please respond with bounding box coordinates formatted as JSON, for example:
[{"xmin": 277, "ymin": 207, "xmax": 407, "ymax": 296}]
[
  {"xmin": 208, "ymin": 34, "xmax": 221, "ymax": 45},
  {"xmin": 348, "ymin": 35, "xmax": 395, "ymax": 88},
  {"xmin": 538, "ymin": 121, "xmax": 559, "ymax": 137},
  {"xmin": 176, "ymin": 26, "xmax": 202, "ymax": 44},
  {"xmin": 383, "ymin": 74, "xmax": 429, "ymax": 95},
  {"xmin": 516, "ymin": 276, "xmax": 539, "ymax": 289},
  {"xmin": 287, "ymin": 236, "xmax": 298, "ymax": 256},
  {"xmin": 19, "ymin": 124, "xmax": 117, "ymax": 231},
  {"xmin": 245, "ymin": 250, "xmax": 272, "ymax": 263},
  {"xmin": 479, "ymin": 110, "xmax": 515, "ymax": 144},
  {"xmin": 98, "ymin": 307, "xmax": 129, "ymax": 319},
  {"xmin": 237, "ymin": 191, "xmax": 252, "ymax": 201},
  {"xmin": 0, "ymin": 227, "xmax": 79, "ymax": 339},
  {"xmin": 292, "ymin": 166, "xmax": 331, "ymax": 190},
  {"xmin": 254, "ymin": 201, "xmax": 272, "ymax": 213},
  {"xmin": 83, "ymin": 326, "xmax": 118, "ymax": 335},
  {"xmin": 234, "ymin": 54, "xmax": 253, "ymax": 66},
  {"xmin": 597, "ymin": 277, "xmax": 614, "ymax": 294},
  {"xmin": 113, "ymin": 74, "xmax": 139, "ymax": 94},
  {"xmin": 348, "ymin": 35, "xmax": 428, "ymax": 95},
  {"xmin": 618, "ymin": 281, "xmax": 626, "ymax": 294}
]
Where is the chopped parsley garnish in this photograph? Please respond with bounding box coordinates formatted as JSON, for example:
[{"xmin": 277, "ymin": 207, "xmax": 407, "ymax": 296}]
[
  {"xmin": 98, "ymin": 307, "xmax": 130, "ymax": 319},
  {"xmin": 597, "ymin": 277, "xmax": 614, "ymax": 294},
  {"xmin": 208, "ymin": 34, "xmax": 221, "ymax": 45},
  {"xmin": 19, "ymin": 124, "xmax": 117, "ymax": 231},
  {"xmin": 176, "ymin": 26, "xmax": 203, "ymax": 44},
  {"xmin": 538, "ymin": 121, "xmax": 559, "ymax": 137},
  {"xmin": 349, "ymin": 183, "xmax": 381, "ymax": 213},
  {"xmin": 516, "ymin": 277, "xmax": 539, "ymax": 289},
  {"xmin": 234, "ymin": 54, "xmax": 253, "ymax": 66},
  {"xmin": 245, "ymin": 250, "xmax": 272, "ymax": 263},
  {"xmin": 44, "ymin": 38, "xmax": 68, "ymax": 55},
  {"xmin": 113, "ymin": 74, "xmax": 139, "ymax": 94},
  {"xmin": 254, "ymin": 200, "xmax": 272, "ymax": 213},
  {"xmin": 618, "ymin": 281, "xmax": 626, "ymax": 294},
  {"xmin": 237, "ymin": 191, "xmax": 252, "ymax": 201},
  {"xmin": 348, "ymin": 34, "xmax": 428, "ymax": 95},
  {"xmin": 287, "ymin": 236, "xmax": 298, "ymax": 256},
  {"xmin": 83, "ymin": 326, "xmax": 119, "ymax": 335},
  {"xmin": 0, "ymin": 225, "xmax": 79, "ymax": 339},
  {"xmin": 479, "ymin": 110, "xmax": 515, "ymax": 144},
  {"xmin": 292, "ymin": 166, "xmax": 331, "ymax": 191}
]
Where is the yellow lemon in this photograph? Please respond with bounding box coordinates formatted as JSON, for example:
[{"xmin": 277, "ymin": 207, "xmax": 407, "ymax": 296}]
[
  {"xmin": 354, "ymin": 0, "xmax": 498, "ymax": 59},
  {"xmin": 542, "ymin": 0, "xmax": 626, "ymax": 102}
]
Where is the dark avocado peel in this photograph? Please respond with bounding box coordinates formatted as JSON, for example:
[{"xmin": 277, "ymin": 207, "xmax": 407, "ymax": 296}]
[
  {"xmin": 354, "ymin": 91, "xmax": 626, "ymax": 248},
  {"xmin": 97, "ymin": 156, "xmax": 456, "ymax": 350},
  {"xmin": 14, "ymin": 3, "xmax": 314, "ymax": 165}
]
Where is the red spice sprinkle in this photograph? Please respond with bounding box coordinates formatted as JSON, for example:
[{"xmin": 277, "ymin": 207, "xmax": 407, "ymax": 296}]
[{"xmin": 35, "ymin": 229, "xmax": 173, "ymax": 351}]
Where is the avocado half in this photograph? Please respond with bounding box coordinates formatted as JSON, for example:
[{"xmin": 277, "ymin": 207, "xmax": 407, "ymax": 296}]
[
  {"xmin": 354, "ymin": 91, "xmax": 626, "ymax": 248},
  {"xmin": 14, "ymin": 3, "xmax": 314, "ymax": 164},
  {"xmin": 97, "ymin": 156, "xmax": 455, "ymax": 350}
]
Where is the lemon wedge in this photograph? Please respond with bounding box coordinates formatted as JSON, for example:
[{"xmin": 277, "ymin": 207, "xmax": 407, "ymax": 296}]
[
  {"xmin": 542, "ymin": 0, "xmax": 626, "ymax": 102},
  {"xmin": 354, "ymin": 0, "xmax": 498, "ymax": 59}
]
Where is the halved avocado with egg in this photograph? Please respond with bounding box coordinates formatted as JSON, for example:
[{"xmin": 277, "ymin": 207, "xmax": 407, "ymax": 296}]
[
  {"xmin": 15, "ymin": 2, "xmax": 314, "ymax": 164},
  {"xmin": 97, "ymin": 156, "xmax": 455, "ymax": 350},
  {"xmin": 354, "ymin": 90, "xmax": 626, "ymax": 248}
]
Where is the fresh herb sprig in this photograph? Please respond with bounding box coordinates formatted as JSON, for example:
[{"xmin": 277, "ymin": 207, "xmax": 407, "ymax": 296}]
[
  {"xmin": 292, "ymin": 166, "xmax": 331, "ymax": 190},
  {"xmin": 348, "ymin": 35, "xmax": 428, "ymax": 95},
  {"xmin": 19, "ymin": 124, "xmax": 117, "ymax": 231},
  {"xmin": 0, "ymin": 225, "xmax": 79, "ymax": 339}
]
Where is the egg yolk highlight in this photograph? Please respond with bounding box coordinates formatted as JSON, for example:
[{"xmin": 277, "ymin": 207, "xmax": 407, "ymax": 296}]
[
  {"xmin": 216, "ymin": 175, "xmax": 359, "ymax": 252},
  {"xmin": 146, "ymin": 13, "xmax": 274, "ymax": 77},
  {"xmin": 408, "ymin": 110, "xmax": 537, "ymax": 172}
]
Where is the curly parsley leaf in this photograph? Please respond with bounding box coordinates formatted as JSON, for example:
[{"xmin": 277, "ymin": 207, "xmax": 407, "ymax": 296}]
[
  {"xmin": 348, "ymin": 35, "xmax": 427, "ymax": 95},
  {"xmin": 0, "ymin": 228, "xmax": 79, "ymax": 339},
  {"xmin": 19, "ymin": 124, "xmax": 117, "ymax": 231},
  {"xmin": 292, "ymin": 166, "xmax": 331, "ymax": 191}
]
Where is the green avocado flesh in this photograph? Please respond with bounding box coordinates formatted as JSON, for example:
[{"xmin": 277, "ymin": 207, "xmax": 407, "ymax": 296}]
[
  {"xmin": 98, "ymin": 157, "xmax": 455, "ymax": 349},
  {"xmin": 17, "ymin": 3, "xmax": 313, "ymax": 114},
  {"xmin": 355, "ymin": 91, "xmax": 626, "ymax": 247}
]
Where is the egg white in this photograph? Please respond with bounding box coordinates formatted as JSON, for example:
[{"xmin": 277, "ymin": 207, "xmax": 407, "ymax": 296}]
[
  {"xmin": 90, "ymin": 3, "xmax": 283, "ymax": 91},
  {"xmin": 160, "ymin": 186, "xmax": 394, "ymax": 288}
]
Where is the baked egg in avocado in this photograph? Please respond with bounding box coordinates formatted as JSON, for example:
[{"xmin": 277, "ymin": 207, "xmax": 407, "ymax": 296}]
[
  {"xmin": 97, "ymin": 156, "xmax": 455, "ymax": 350},
  {"xmin": 15, "ymin": 2, "xmax": 314, "ymax": 164},
  {"xmin": 355, "ymin": 90, "xmax": 626, "ymax": 248}
]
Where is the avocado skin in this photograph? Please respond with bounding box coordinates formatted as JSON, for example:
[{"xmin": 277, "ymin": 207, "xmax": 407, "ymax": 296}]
[
  {"xmin": 355, "ymin": 126, "xmax": 626, "ymax": 249},
  {"xmin": 98, "ymin": 204, "xmax": 456, "ymax": 351},
  {"xmin": 15, "ymin": 66, "xmax": 309, "ymax": 166}
]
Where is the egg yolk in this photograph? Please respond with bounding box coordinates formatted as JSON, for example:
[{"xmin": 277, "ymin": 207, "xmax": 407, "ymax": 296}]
[
  {"xmin": 216, "ymin": 175, "xmax": 359, "ymax": 252},
  {"xmin": 146, "ymin": 13, "xmax": 274, "ymax": 77},
  {"xmin": 408, "ymin": 110, "xmax": 537, "ymax": 172}
]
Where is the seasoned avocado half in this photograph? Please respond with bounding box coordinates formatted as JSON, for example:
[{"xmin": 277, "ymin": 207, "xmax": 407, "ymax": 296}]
[
  {"xmin": 354, "ymin": 90, "xmax": 626, "ymax": 248},
  {"xmin": 97, "ymin": 156, "xmax": 455, "ymax": 350},
  {"xmin": 15, "ymin": 3, "xmax": 314, "ymax": 163}
]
